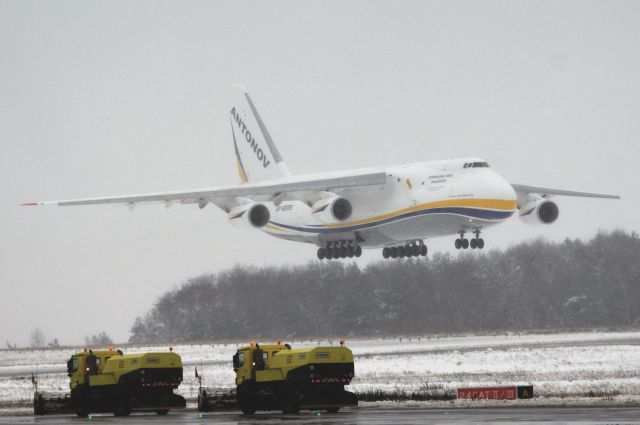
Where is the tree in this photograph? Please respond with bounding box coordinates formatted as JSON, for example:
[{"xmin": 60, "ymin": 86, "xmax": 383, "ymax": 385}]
[
  {"xmin": 127, "ymin": 231, "xmax": 640, "ymax": 343},
  {"xmin": 85, "ymin": 332, "xmax": 113, "ymax": 347},
  {"xmin": 30, "ymin": 328, "xmax": 45, "ymax": 348}
]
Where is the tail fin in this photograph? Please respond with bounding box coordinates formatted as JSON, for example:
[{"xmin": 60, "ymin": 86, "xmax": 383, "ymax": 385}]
[{"xmin": 229, "ymin": 86, "xmax": 291, "ymax": 183}]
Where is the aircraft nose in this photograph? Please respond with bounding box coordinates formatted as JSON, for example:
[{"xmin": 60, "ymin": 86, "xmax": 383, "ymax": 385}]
[
  {"xmin": 492, "ymin": 173, "xmax": 517, "ymax": 201},
  {"xmin": 451, "ymin": 170, "xmax": 517, "ymax": 201}
]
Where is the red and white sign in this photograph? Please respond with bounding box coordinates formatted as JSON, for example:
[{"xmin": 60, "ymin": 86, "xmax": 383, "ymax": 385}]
[{"xmin": 457, "ymin": 386, "xmax": 517, "ymax": 400}]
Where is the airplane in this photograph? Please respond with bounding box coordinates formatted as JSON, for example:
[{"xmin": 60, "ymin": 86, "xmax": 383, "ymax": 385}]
[{"xmin": 24, "ymin": 86, "xmax": 620, "ymax": 260}]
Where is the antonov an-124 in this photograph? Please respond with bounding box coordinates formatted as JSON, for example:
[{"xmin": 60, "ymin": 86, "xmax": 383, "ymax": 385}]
[{"xmin": 24, "ymin": 87, "xmax": 620, "ymax": 260}]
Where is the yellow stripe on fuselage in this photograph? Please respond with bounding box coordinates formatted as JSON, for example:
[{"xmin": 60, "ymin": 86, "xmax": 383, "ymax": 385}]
[{"xmin": 323, "ymin": 198, "xmax": 517, "ymax": 228}]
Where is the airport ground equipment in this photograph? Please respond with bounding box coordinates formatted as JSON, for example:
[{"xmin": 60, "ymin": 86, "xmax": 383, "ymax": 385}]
[
  {"xmin": 198, "ymin": 341, "xmax": 358, "ymax": 414},
  {"xmin": 33, "ymin": 348, "xmax": 186, "ymax": 417}
]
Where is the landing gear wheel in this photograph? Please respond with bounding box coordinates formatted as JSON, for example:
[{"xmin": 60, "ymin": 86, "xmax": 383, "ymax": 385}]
[
  {"xmin": 478, "ymin": 238, "xmax": 485, "ymax": 249},
  {"xmin": 347, "ymin": 246, "xmax": 355, "ymax": 257},
  {"xmin": 390, "ymin": 247, "xmax": 398, "ymax": 258},
  {"xmin": 317, "ymin": 248, "xmax": 325, "ymax": 260},
  {"xmin": 382, "ymin": 247, "xmax": 390, "ymax": 259},
  {"xmin": 398, "ymin": 246, "xmax": 405, "ymax": 258},
  {"xmin": 325, "ymin": 249, "xmax": 333, "ymax": 260},
  {"xmin": 462, "ymin": 239, "xmax": 469, "ymax": 249},
  {"xmin": 455, "ymin": 239, "xmax": 461, "ymax": 249},
  {"xmin": 420, "ymin": 245, "xmax": 428, "ymax": 256},
  {"xmin": 412, "ymin": 245, "xmax": 420, "ymax": 256},
  {"xmin": 355, "ymin": 245, "xmax": 362, "ymax": 257},
  {"xmin": 333, "ymin": 247, "xmax": 340, "ymax": 258},
  {"xmin": 340, "ymin": 247, "xmax": 347, "ymax": 258},
  {"xmin": 470, "ymin": 238, "xmax": 478, "ymax": 249}
]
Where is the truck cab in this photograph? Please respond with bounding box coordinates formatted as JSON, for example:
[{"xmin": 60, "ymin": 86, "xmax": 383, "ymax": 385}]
[
  {"xmin": 67, "ymin": 349, "xmax": 120, "ymax": 390},
  {"xmin": 233, "ymin": 342, "xmax": 287, "ymax": 385}
]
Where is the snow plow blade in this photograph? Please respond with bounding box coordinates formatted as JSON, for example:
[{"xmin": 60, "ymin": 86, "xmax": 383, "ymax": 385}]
[
  {"xmin": 33, "ymin": 391, "xmax": 74, "ymax": 415},
  {"xmin": 198, "ymin": 387, "xmax": 238, "ymax": 412}
]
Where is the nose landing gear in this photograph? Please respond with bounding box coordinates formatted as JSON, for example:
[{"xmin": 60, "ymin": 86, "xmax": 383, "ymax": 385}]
[{"xmin": 455, "ymin": 230, "xmax": 484, "ymax": 250}]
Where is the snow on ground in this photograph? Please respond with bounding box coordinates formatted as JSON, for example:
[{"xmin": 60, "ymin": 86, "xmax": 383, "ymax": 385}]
[
  {"xmin": 351, "ymin": 344, "xmax": 640, "ymax": 398},
  {"xmin": 1, "ymin": 330, "xmax": 639, "ymax": 409}
]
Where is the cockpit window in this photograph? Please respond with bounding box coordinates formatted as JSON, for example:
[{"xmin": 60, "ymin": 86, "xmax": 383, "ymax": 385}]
[{"xmin": 464, "ymin": 162, "xmax": 489, "ymax": 168}]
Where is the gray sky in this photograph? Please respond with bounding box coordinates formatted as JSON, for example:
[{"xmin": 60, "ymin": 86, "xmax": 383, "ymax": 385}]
[{"xmin": 1, "ymin": 0, "xmax": 638, "ymax": 347}]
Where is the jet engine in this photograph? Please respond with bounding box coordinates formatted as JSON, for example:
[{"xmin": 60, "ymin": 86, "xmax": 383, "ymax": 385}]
[
  {"xmin": 312, "ymin": 196, "xmax": 353, "ymax": 223},
  {"xmin": 227, "ymin": 202, "xmax": 271, "ymax": 228},
  {"xmin": 519, "ymin": 199, "xmax": 559, "ymax": 225}
]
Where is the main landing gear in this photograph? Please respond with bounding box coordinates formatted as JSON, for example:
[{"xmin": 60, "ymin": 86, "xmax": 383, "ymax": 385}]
[
  {"xmin": 455, "ymin": 230, "xmax": 485, "ymax": 250},
  {"xmin": 382, "ymin": 241, "xmax": 427, "ymax": 259},
  {"xmin": 317, "ymin": 241, "xmax": 362, "ymax": 260}
]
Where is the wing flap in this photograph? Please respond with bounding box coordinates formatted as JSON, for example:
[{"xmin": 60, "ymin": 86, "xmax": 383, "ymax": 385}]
[{"xmin": 23, "ymin": 170, "xmax": 388, "ymax": 209}]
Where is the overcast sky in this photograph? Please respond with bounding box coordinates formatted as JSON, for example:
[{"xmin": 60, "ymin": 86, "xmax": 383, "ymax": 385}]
[{"xmin": 1, "ymin": 0, "xmax": 638, "ymax": 347}]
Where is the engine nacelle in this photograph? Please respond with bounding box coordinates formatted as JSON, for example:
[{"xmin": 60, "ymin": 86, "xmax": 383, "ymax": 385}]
[
  {"xmin": 312, "ymin": 196, "xmax": 353, "ymax": 223},
  {"xmin": 227, "ymin": 202, "xmax": 270, "ymax": 228},
  {"xmin": 519, "ymin": 199, "xmax": 559, "ymax": 225}
]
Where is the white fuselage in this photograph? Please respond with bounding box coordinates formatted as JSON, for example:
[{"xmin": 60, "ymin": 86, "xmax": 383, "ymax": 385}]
[{"xmin": 256, "ymin": 157, "xmax": 517, "ymax": 248}]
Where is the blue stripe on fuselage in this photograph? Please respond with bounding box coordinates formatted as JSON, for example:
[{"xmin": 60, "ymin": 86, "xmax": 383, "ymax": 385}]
[{"xmin": 270, "ymin": 207, "xmax": 515, "ymax": 234}]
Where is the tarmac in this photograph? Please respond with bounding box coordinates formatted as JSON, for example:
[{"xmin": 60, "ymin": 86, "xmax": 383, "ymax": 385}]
[{"xmin": 2, "ymin": 407, "xmax": 640, "ymax": 424}]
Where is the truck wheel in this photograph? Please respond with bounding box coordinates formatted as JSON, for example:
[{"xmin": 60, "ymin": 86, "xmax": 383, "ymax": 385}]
[
  {"xmin": 71, "ymin": 386, "xmax": 90, "ymax": 417},
  {"xmin": 282, "ymin": 401, "xmax": 299, "ymax": 414},
  {"xmin": 75, "ymin": 409, "xmax": 89, "ymax": 418},
  {"xmin": 282, "ymin": 390, "xmax": 300, "ymax": 414},
  {"xmin": 113, "ymin": 387, "xmax": 131, "ymax": 417},
  {"xmin": 156, "ymin": 409, "xmax": 169, "ymax": 415},
  {"xmin": 241, "ymin": 406, "xmax": 256, "ymax": 415},
  {"xmin": 114, "ymin": 406, "xmax": 131, "ymax": 417}
]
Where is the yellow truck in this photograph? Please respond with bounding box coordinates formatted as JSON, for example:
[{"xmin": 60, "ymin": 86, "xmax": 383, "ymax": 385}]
[
  {"xmin": 34, "ymin": 348, "xmax": 186, "ymax": 417},
  {"xmin": 198, "ymin": 342, "xmax": 357, "ymax": 414}
]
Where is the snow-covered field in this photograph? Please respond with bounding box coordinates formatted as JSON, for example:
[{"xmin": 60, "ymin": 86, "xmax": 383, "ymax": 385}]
[{"xmin": 1, "ymin": 330, "xmax": 639, "ymax": 411}]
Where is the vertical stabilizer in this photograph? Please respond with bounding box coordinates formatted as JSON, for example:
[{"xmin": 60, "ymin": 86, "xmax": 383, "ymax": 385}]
[{"xmin": 229, "ymin": 86, "xmax": 291, "ymax": 183}]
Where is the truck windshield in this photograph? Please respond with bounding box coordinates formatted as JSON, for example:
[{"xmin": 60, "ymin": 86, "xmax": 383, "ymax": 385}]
[{"xmin": 67, "ymin": 357, "xmax": 78, "ymax": 373}]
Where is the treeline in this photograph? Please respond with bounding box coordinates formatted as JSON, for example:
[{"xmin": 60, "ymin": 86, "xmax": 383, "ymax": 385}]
[{"xmin": 129, "ymin": 231, "xmax": 640, "ymax": 343}]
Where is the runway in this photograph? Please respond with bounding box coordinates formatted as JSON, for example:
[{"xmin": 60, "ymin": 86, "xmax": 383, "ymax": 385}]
[{"xmin": 2, "ymin": 407, "xmax": 640, "ymax": 424}]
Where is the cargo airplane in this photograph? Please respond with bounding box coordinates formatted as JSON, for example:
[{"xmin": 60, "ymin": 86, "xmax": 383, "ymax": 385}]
[{"xmin": 24, "ymin": 87, "xmax": 620, "ymax": 260}]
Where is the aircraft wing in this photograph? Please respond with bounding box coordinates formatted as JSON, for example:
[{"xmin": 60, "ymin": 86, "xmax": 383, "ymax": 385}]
[
  {"xmin": 511, "ymin": 183, "xmax": 620, "ymax": 199},
  {"xmin": 22, "ymin": 169, "xmax": 388, "ymax": 212}
]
